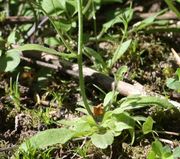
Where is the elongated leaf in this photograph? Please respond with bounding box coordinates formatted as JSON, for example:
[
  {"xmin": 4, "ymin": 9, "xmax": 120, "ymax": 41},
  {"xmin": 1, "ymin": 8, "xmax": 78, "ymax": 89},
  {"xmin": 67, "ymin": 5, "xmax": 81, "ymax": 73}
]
[
  {"xmin": 10, "ymin": 44, "xmax": 76, "ymax": 58},
  {"xmin": 84, "ymin": 46, "xmax": 106, "ymax": 68},
  {"xmin": 110, "ymin": 39, "xmax": 131, "ymax": 68},
  {"xmin": 103, "ymin": 91, "xmax": 114, "ymax": 107},
  {"xmin": 101, "ymin": 0, "xmax": 123, "ymax": 4},
  {"xmin": 91, "ymin": 130, "xmax": 114, "ymax": 149},
  {"xmin": 20, "ymin": 128, "xmax": 74, "ymax": 151},
  {"xmin": 0, "ymin": 50, "xmax": 20, "ymax": 72},
  {"xmin": 164, "ymin": 0, "xmax": 180, "ymax": 18},
  {"xmin": 133, "ymin": 9, "xmax": 167, "ymax": 31},
  {"xmin": 117, "ymin": 96, "xmax": 174, "ymax": 112}
]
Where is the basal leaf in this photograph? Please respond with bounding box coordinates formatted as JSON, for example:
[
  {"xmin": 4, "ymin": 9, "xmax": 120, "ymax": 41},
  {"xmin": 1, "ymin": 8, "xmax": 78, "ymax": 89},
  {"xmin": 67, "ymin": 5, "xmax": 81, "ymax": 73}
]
[
  {"xmin": 20, "ymin": 128, "xmax": 74, "ymax": 151},
  {"xmin": 113, "ymin": 112, "xmax": 135, "ymax": 128},
  {"xmin": 110, "ymin": 39, "xmax": 131, "ymax": 68},
  {"xmin": 91, "ymin": 130, "xmax": 114, "ymax": 149},
  {"xmin": 118, "ymin": 95, "xmax": 174, "ymax": 110},
  {"xmin": 114, "ymin": 121, "xmax": 133, "ymax": 132}
]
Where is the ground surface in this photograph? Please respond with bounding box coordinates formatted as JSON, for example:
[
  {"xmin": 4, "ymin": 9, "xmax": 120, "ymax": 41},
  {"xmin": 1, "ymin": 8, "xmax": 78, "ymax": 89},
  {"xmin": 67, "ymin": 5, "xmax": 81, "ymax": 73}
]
[{"xmin": 0, "ymin": 0, "xmax": 180, "ymax": 158}]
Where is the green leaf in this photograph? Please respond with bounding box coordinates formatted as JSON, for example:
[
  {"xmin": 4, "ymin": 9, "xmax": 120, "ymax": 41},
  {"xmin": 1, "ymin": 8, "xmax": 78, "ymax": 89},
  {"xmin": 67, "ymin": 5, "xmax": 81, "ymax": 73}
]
[
  {"xmin": 76, "ymin": 107, "xmax": 88, "ymax": 115},
  {"xmin": 166, "ymin": 78, "xmax": 180, "ymax": 90},
  {"xmin": 142, "ymin": 116, "xmax": 154, "ymax": 134},
  {"xmin": 100, "ymin": 8, "xmax": 133, "ymax": 35},
  {"xmin": 7, "ymin": 30, "xmax": 20, "ymax": 44},
  {"xmin": 42, "ymin": 0, "xmax": 77, "ymax": 16},
  {"xmin": 110, "ymin": 39, "xmax": 132, "ymax": 68},
  {"xmin": 54, "ymin": 20, "xmax": 74, "ymax": 32},
  {"xmin": 162, "ymin": 145, "xmax": 173, "ymax": 159},
  {"xmin": 42, "ymin": 0, "xmax": 66, "ymax": 14},
  {"xmin": 101, "ymin": 0, "xmax": 123, "ymax": 4},
  {"xmin": 103, "ymin": 91, "xmax": 114, "ymax": 107},
  {"xmin": 133, "ymin": 9, "xmax": 167, "ymax": 31},
  {"xmin": 44, "ymin": 37, "xmax": 60, "ymax": 46},
  {"xmin": 9, "ymin": 44, "xmax": 76, "ymax": 58},
  {"xmin": 113, "ymin": 113, "xmax": 135, "ymax": 127},
  {"xmin": 147, "ymin": 150, "xmax": 156, "ymax": 159},
  {"xmin": 91, "ymin": 130, "xmax": 114, "ymax": 149},
  {"xmin": 176, "ymin": 68, "xmax": 180, "ymax": 80},
  {"xmin": 173, "ymin": 147, "xmax": 180, "ymax": 158},
  {"xmin": 152, "ymin": 140, "xmax": 163, "ymax": 157},
  {"xmin": 84, "ymin": 46, "xmax": 106, "ymax": 69},
  {"xmin": 115, "ymin": 65, "xmax": 128, "ymax": 81},
  {"xmin": 0, "ymin": 50, "xmax": 20, "ymax": 72},
  {"xmin": 113, "ymin": 121, "xmax": 133, "ymax": 132},
  {"xmin": 20, "ymin": 128, "xmax": 74, "ymax": 151},
  {"xmin": 120, "ymin": 95, "xmax": 174, "ymax": 110}
]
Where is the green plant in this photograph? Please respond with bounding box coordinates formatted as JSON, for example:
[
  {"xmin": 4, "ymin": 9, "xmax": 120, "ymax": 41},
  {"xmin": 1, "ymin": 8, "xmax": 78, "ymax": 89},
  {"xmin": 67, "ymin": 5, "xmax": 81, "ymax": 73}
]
[
  {"xmin": 36, "ymin": 107, "xmax": 54, "ymax": 126},
  {"xmin": 0, "ymin": 49, "xmax": 20, "ymax": 72},
  {"xmin": 73, "ymin": 140, "xmax": 91, "ymax": 158},
  {"xmin": 19, "ymin": 94, "xmax": 173, "ymax": 151},
  {"xmin": 15, "ymin": 0, "xmax": 175, "ymax": 153},
  {"xmin": 147, "ymin": 140, "xmax": 180, "ymax": 159},
  {"xmin": 14, "ymin": 141, "xmax": 53, "ymax": 159},
  {"xmin": 85, "ymin": 6, "xmax": 133, "ymax": 73},
  {"xmin": 9, "ymin": 73, "xmax": 21, "ymax": 111},
  {"xmin": 166, "ymin": 68, "xmax": 180, "ymax": 92}
]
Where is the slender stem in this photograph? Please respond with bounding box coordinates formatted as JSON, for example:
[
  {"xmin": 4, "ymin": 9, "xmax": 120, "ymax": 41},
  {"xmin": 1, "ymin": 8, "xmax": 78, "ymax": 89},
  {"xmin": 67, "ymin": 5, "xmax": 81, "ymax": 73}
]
[{"xmin": 77, "ymin": 0, "xmax": 94, "ymax": 118}]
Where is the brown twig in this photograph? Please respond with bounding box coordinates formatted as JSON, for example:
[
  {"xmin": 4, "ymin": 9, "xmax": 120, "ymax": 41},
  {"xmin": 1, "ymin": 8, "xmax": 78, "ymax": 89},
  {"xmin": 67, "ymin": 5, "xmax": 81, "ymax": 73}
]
[
  {"xmin": 158, "ymin": 138, "xmax": 175, "ymax": 146},
  {"xmin": 1, "ymin": 11, "xmax": 177, "ymax": 25},
  {"xmin": 156, "ymin": 130, "xmax": 180, "ymax": 136},
  {"xmin": 20, "ymin": 55, "xmax": 180, "ymax": 109}
]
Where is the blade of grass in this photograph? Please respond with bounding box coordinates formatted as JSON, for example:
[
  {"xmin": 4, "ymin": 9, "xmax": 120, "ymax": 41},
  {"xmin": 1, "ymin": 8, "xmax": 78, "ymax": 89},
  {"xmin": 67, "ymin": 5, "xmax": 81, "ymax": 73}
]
[{"xmin": 164, "ymin": 0, "xmax": 180, "ymax": 18}]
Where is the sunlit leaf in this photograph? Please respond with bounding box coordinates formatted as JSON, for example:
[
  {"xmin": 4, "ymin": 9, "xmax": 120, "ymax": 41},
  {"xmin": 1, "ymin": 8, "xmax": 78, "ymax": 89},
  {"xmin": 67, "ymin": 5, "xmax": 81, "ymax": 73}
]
[
  {"xmin": 91, "ymin": 130, "xmax": 114, "ymax": 149},
  {"xmin": 173, "ymin": 146, "xmax": 180, "ymax": 158},
  {"xmin": 142, "ymin": 116, "xmax": 154, "ymax": 134},
  {"xmin": 110, "ymin": 39, "xmax": 131, "ymax": 68},
  {"xmin": 0, "ymin": 50, "xmax": 20, "ymax": 72},
  {"xmin": 20, "ymin": 128, "xmax": 74, "ymax": 151},
  {"xmin": 152, "ymin": 140, "xmax": 163, "ymax": 157},
  {"xmin": 10, "ymin": 44, "xmax": 76, "ymax": 58}
]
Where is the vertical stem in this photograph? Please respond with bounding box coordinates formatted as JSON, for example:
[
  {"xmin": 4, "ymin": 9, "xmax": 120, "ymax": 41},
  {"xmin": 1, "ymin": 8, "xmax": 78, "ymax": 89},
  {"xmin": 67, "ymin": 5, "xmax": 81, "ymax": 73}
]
[{"xmin": 77, "ymin": 0, "xmax": 94, "ymax": 118}]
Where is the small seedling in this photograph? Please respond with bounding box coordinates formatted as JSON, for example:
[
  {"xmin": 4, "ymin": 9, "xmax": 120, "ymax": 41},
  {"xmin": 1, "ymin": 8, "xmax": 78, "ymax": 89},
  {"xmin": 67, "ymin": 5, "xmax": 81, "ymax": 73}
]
[
  {"xmin": 9, "ymin": 74, "xmax": 21, "ymax": 111},
  {"xmin": 147, "ymin": 140, "xmax": 180, "ymax": 159}
]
